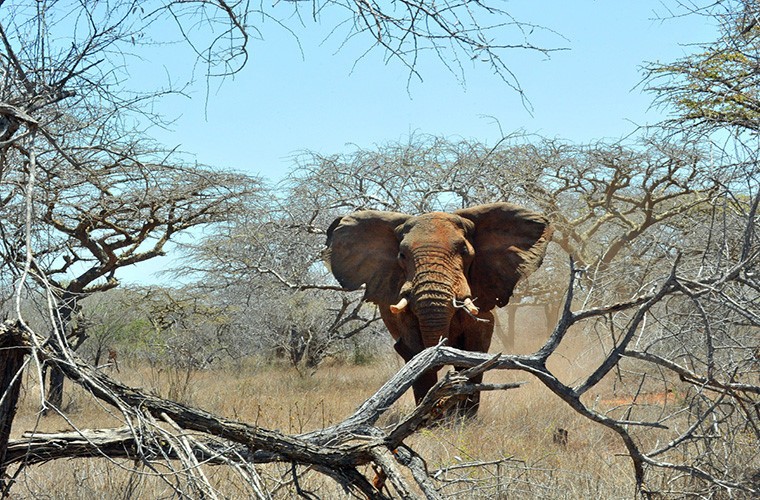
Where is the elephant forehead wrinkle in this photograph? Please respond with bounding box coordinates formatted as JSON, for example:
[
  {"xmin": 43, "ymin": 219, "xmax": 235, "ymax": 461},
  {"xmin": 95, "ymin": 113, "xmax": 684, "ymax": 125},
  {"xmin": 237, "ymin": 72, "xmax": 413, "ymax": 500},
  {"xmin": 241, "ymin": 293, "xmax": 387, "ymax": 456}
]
[
  {"xmin": 412, "ymin": 259, "xmax": 456, "ymax": 277},
  {"xmin": 411, "ymin": 248, "xmax": 462, "ymax": 274},
  {"xmin": 413, "ymin": 268, "xmax": 453, "ymax": 281},
  {"xmin": 410, "ymin": 248, "xmax": 454, "ymax": 262}
]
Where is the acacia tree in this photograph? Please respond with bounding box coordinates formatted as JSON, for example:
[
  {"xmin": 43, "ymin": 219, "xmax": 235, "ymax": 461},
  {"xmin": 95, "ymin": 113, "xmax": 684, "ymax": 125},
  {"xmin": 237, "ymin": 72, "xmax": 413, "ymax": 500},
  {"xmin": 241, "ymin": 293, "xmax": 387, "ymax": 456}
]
[
  {"xmin": 646, "ymin": 0, "xmax": 760, "ymax": 138},
  {"xmin": 174, "ymin": 198, "xmax": 387, "ymax": 371},
  {"xmin": 0, "ymin": 0, "xmax": 260, "ymax": 396},
  {"xmin": 0, "ymin": 130, "xmax": 261, "ymax": 409},
  {"xmin": 644, "ymin": 0, "xmax": 759, "ymax": 271},
  {"xmin": 277, "ymin": 133, "xmax": 725, "ymax": 357}
]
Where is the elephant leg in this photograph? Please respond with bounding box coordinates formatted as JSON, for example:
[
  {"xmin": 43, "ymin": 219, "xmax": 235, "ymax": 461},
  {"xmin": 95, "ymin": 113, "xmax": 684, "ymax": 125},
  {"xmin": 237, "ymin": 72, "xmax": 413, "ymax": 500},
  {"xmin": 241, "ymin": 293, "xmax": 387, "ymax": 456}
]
[
  {"xmin": 413, "ymin": 370, "xmax": 440, "ymax": 404},
  {"xmin": 392, "ymin": 337, "xmax": 416, "ymax": 361}
]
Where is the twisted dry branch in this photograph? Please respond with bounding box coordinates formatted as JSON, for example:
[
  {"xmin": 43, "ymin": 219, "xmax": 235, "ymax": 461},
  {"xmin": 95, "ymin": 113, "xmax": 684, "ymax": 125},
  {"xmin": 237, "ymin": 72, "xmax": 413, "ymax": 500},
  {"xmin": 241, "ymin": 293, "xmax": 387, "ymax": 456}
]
[
  {"xmin": 0, "ymin": 320, "xmax": 521, "ymax": 499},
  {"xmin": 1, "ymin": 253, "xmax": 758, "ymax": 497}
]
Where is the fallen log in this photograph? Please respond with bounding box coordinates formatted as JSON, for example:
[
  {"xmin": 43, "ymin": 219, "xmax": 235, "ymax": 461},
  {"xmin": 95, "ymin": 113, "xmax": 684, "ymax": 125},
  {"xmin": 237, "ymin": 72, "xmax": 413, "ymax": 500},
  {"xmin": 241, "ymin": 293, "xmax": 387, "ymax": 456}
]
[{"xmin": 0, "ymin": 320, "xmax": 524, "ymax": 499}]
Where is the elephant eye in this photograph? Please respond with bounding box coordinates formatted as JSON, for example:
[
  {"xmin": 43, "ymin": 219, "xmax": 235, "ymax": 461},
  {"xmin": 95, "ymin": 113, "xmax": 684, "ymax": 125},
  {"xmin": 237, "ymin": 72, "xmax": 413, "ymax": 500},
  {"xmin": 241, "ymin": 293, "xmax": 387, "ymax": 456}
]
[{"xmin": 458, "ymin": 240, "xmax": 474, "ymax": 258}]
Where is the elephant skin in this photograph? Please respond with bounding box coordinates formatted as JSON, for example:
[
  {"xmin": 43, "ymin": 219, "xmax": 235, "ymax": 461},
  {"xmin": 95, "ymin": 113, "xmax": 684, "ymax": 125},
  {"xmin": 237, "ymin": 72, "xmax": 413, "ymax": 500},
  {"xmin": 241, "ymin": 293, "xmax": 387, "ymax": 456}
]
[{"xmin": 325, "ymin": 202, "xmax": 552, "ymax": 417}]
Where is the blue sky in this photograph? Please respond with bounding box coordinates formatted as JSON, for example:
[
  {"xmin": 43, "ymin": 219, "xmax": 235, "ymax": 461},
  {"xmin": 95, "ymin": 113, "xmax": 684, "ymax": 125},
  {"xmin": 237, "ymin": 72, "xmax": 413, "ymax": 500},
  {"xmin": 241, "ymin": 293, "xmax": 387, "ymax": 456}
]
[
  {"xmin": 145, "ymin": 1, "xmax": 716, "ymax": 184},
  {"xmin": 122, "ymin": 1, "xmax": 717, "ymax": 284}
]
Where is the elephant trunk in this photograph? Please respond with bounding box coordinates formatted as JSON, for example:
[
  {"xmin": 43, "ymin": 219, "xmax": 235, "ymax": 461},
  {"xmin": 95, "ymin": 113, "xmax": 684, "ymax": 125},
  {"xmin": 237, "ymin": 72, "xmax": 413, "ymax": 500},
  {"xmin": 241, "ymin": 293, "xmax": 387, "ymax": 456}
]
[
  {"xmin": 411, "ymin": 247, "xmax": 458, "ymax": 347},
  {"xmin": 416, "ymin": 299, "xmax": 454, "ymax": 347}
]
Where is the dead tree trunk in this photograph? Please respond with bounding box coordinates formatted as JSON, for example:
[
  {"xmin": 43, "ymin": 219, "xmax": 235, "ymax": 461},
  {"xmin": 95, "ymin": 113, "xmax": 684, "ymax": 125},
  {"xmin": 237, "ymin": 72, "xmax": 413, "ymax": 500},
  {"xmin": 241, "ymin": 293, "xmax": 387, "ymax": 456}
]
[
  {"xmin": 44, "ymin": 292, "xmax": 87, "ymax": 413},
  {"xmin": 44, "ymin": 369, "xmax": 64, "ymax": 415},
  {"xmin": 0, "ymin": 321, "xmax": 27, "ymax": 493}
]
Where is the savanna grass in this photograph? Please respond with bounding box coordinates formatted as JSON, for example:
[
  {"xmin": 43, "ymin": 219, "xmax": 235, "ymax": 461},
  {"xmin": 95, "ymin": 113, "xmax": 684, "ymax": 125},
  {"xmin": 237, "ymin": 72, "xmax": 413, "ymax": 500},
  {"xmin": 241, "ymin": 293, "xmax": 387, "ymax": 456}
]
[{"xmin": 8, "ymin": 320, "xmax": 670, "ymax": 499}]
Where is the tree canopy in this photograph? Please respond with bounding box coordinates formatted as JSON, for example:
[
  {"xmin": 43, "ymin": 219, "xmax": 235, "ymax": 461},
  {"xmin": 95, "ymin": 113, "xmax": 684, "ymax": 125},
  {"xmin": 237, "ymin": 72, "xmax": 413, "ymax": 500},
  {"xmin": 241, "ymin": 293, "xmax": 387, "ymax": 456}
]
[{"xmin": 646, "ymin": 0, "xmax": 760, "ymax": 137}]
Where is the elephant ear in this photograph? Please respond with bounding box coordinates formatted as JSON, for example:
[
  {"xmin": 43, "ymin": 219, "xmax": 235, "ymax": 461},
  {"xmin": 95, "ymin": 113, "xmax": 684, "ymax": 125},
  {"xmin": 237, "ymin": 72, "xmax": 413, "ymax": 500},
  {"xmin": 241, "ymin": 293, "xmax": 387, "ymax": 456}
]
[
  {"xmin": 455, "ymin": 202, "xmax": 552, "ymax": 310},
  {"xmin": 325, "ymin": 210, "xmax": 411, "ymax": 305}
]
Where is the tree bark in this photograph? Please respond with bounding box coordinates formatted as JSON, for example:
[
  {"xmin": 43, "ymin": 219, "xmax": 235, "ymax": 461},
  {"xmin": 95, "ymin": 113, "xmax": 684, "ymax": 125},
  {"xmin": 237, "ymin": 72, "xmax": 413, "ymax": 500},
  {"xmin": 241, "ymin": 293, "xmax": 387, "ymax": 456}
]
[
  {"xmin": 44, "ymin": 296, "xmax": 85, "ymax": 412},
  {"xmin": 44, "ymin": 368, "xmax": 64, "ymax": 414},
  {"xmin": 0, "ymin": 321, "xmax": 27, "ymax": 492}
]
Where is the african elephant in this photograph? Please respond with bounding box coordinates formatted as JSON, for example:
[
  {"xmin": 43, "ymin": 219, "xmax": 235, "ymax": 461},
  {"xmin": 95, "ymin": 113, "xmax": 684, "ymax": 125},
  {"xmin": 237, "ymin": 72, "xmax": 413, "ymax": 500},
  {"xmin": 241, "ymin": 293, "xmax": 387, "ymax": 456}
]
[{"xmin": 325, "ymin": 202, "xmax": 552, "ymax": 416}]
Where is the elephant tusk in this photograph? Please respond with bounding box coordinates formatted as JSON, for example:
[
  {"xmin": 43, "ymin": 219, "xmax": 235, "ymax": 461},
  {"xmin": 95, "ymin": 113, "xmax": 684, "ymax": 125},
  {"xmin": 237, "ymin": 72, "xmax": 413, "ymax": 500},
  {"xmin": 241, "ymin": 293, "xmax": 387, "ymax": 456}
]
[
  {"xmin": 463, "ymin": 298, "xmax": 479, "ymax": 315},
  {"xmin": 453, "ymin": 297, "xmax": 481, "ymax": 317},
  {"xmin": 390, "ymin": 297, "xmax": 408, "ymax": 314}
]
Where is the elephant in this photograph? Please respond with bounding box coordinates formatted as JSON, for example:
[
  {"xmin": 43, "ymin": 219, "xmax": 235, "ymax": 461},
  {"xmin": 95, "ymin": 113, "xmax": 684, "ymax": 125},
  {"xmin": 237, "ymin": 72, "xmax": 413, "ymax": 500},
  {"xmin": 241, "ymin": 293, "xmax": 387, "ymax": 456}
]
[{"xmin": 325, "ymin": 202, "xmax": 552, "ymax": 417}]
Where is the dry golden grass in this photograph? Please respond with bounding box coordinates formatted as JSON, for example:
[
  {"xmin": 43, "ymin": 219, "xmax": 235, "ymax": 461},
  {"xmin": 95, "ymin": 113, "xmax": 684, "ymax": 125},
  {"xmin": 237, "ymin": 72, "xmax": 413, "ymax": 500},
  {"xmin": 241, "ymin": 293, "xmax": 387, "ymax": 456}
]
[{"xmin": 7, "ymin": 316, "xmax": 704, "ymax": 499}]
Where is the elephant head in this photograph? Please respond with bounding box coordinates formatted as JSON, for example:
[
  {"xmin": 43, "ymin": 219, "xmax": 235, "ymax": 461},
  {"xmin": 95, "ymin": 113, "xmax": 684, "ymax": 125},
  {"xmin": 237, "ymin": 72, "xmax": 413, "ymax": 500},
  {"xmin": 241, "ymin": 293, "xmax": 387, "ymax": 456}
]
[{"xmin": 325, "ymin": 202, "xmax": 552, "ymax": 414}]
